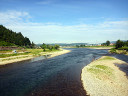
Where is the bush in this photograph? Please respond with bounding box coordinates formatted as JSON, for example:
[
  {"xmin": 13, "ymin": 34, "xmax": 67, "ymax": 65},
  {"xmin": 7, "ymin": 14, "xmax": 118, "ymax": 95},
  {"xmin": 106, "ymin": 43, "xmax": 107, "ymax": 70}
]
[
  {"xmin": 0, "ymin": 41, "xmax": 15, "ymax": 46},
  {"xmin": 115, "ymin": 40, "xmax": 124, "ymax": 49},
  {"xmin": 118, "ymin": 47, "xmax": 128, "ymax": 51},
  {"xmin": 109, "ymin": 48, "xmax": 116, "ymax": 53}
]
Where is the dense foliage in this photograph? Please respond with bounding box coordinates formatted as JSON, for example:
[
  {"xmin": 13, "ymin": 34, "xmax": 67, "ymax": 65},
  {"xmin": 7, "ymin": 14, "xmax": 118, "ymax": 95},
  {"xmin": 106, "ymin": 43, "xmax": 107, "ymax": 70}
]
[
  {"xmin": 101, "ymin": 40, "xmax": 110, "ymax": 46},
  {"xmin": 115, "ymin": 40, "xmax": 128, "ymax": 49},
  {"xmin": 0, "ymin": 25, "xmax": 32, "ymax": 47},
  {"xmin": 40, "ymin": 43, "xmax": 60, "ymax": 51},
  {"xmin": 106, "ymin": 41, "xmax": 110, "ymax": 46},
  {"xmin": 0, "ymin": 41, "xmax": 15, "ymax": 46}
]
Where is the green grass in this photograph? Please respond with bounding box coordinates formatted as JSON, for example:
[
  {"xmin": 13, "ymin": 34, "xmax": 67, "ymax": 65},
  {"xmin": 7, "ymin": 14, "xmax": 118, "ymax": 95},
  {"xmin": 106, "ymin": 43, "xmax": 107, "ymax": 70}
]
[
  {"xmin": 95, "ymin": 65, "xmax": 110, "ymax": 70},
  {"xmin": 27, "ymin": 49, "xmax": 59, "ymax": 55},
  {"xmin": 0, "ymin": 49, "xmax": 60, "ymax": 58},
  {"xmin": 0, "ymin": 50, "xmax": 12, "ymax": 53},
  {"xmin": 0, "ymin": 52, "xmax": 29, "ymax": 58},
  {"xmin": 1, "ymin": 56, "xmax": 29, "ymax": 61},
  {"xmin": 87, "ymin": 64, "xmax": 114, "ymax": 79},
  {"xmin": 99, "ymin": 56, "xmax": 116, "ymax": 60},
  {"xmin": 110, "ymin": 47, "xmax": 128, "ymax": 54},
  {"xmin": 87, "ymin": 65, "xmax": 113, "ymax": 75}
]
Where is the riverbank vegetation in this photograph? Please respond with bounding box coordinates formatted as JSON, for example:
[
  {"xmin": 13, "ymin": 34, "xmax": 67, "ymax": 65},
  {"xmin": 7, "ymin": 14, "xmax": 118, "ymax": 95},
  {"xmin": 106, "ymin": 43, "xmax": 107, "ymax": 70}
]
[
  {"xmin": 0, "ymin": 47, "xmax": 61, "ymax": 58},
  {"xmin": 40, "ymin": 43, "xmax": 60, "ymax": 51},
  {"xmin": 110, "ymin": 40, "xmax": 128, "ymax": 55}
]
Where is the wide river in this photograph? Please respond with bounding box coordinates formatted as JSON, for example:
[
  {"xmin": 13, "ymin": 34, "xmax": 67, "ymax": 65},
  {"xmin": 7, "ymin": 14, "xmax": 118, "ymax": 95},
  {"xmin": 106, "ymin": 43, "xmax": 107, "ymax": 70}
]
[{"xmin": 0, "ymin": 48, "xmax": 127, "ymax": 96}]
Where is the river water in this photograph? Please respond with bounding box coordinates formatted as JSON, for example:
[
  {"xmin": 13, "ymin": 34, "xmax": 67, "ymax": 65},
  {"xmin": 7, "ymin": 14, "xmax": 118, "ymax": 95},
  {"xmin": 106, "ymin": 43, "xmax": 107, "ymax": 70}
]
[{"xmin": 0, "ymin": 48, "xmax": 118, "ymax": 96}]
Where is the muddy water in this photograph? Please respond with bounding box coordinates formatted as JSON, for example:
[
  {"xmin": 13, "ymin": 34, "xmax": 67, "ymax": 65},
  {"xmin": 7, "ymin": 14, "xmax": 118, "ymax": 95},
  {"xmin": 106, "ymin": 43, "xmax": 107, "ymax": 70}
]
[{"xmin": 0, "ymin": 48, "xmax": 109, "ymax": 96}]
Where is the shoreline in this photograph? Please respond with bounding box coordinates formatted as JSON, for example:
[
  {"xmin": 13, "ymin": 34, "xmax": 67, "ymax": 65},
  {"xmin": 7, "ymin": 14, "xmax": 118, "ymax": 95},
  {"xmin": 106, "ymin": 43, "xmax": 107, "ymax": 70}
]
[
  {"xmin": 0, "ymin": 49, "xmax": 71, "ymax": 65},
  {"xmin": 81, "ymin": 56, "xmax": 128, "ymax": 96}
]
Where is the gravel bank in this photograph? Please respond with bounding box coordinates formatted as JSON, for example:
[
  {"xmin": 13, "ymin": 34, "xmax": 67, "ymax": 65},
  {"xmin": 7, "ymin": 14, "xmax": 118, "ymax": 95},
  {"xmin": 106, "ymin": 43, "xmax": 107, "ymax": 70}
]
[{"xmin": 81, "ymin": 56, "xmax": 128, "ymax": 96}]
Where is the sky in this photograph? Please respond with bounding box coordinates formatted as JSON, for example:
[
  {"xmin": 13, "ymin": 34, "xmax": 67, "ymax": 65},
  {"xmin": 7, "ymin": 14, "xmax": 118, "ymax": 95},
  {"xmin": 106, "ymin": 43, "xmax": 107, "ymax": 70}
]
[{"xmin": 0, "ymin": 0, "xmax": 128, "ymax": 44}]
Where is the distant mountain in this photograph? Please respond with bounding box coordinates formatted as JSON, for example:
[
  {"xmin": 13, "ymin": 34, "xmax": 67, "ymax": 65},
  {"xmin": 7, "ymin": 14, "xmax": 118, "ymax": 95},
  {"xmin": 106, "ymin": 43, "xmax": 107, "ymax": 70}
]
[{"xmin": 36, "ymin": 43, "xmax": 89, "ymax": 46}]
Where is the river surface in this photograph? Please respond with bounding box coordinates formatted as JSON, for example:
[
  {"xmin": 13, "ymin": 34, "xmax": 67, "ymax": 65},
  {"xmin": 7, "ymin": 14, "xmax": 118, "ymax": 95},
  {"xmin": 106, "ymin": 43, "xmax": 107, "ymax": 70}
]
[{"xmin": 0, "ymin": 48, "xmax": 127, "ymax": 96}]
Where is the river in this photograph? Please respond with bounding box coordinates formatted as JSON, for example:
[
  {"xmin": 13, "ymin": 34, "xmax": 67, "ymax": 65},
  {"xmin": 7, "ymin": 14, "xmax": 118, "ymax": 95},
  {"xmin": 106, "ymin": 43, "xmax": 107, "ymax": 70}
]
[{"xmin": 0, "ymin": 48, "xmax": 123, "ymax": 96}]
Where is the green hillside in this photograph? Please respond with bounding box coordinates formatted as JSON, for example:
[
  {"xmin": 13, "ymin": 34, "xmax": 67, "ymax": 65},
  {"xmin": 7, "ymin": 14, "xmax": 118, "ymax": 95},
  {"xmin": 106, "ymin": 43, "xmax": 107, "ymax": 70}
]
[{"xmin": 0, "ymin": 25, "xmax": 32, "ymax": 47}]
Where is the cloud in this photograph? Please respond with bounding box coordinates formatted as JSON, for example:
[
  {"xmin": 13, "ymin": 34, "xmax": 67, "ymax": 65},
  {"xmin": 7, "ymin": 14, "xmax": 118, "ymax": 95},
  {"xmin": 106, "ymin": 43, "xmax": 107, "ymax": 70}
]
[
  {"xmin": 0, "ymin": 10, "xmax": 128, "ymax": 43},
  {"xmin": 0, "ymin": 10, "xmax": 31, "ymax": 26}
]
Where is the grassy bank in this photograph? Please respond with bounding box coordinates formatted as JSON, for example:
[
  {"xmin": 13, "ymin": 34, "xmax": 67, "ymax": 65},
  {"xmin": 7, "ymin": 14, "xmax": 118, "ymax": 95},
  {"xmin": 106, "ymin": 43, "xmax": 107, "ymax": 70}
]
[
  {"xmin": 0, "ymin": 49, "xmax": 60, "ymax": 58},
  {"xmin": 109, "ymin": 47, "xmax": 128, "ymax": 55},
  {"xmin": 81, "ymin": 56, "xmax": 128, "ymax": 96},
  {"xmin": 0, "ymin": 49, "xmax": 71, "ymax": 65}
]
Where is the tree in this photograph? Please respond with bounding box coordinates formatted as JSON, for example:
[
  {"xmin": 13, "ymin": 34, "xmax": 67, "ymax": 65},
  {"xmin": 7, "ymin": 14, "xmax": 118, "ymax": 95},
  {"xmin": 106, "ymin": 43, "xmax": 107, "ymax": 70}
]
[
  {"xmin": 124, "ymin": 40, "xmax": 128, "ymax": 46},
  {"xmin": 47, "ymin": 45, "xmax": 54, "ymax": 51},
  {"xmin": 101, "ymin": 43, "xmax": 106, "ymax": 46},
  {"xmin": 76, "ymin": 45, "xmax": 79, "ymax": 48},
  {"xmin": 24, "ymin": 37, "xmax": 31, "ymax": 47},
  {"xmin": 115, "ymin": 40, "xmax": 124, "ymax": 49},
  {"xmin": 80, "ymin": 44, "xmax": 85, "ymax": 47},
  {"xmin": 54, "ymin": 44, "xmax": 60, "ymax": 50},
  {"xmin": 31, "ymin": 42, "xmax": 35, "ymax": 48},
  {"xmin": 41, "ymin": 43, "xmax": 47, "ymax": 51},
  {"xmin": 106, "ymin": 40, "xmax": 110, "ymax": 46}
]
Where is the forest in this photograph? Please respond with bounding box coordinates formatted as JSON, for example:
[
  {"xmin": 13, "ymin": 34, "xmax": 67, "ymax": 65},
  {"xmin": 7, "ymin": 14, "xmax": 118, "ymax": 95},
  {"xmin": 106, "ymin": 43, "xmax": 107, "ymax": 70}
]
[{"xmin": 0, "ymin": 25, "xmax": 32, "ymax": 47}]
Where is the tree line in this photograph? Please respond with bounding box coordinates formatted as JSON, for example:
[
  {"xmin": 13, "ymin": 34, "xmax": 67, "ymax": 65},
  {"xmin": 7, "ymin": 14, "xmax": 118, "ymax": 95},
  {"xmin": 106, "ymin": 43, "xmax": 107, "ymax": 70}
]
[{"xmin": 0, "ymin": 25, "xmax": 34, "ymax": 48}]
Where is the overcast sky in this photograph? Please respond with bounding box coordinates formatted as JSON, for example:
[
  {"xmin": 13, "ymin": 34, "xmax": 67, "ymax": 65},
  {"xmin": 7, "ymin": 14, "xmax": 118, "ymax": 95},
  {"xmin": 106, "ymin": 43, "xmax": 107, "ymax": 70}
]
[{"xmin": 0, "ymin": 0, "xmax": 128, "ymax": 44}]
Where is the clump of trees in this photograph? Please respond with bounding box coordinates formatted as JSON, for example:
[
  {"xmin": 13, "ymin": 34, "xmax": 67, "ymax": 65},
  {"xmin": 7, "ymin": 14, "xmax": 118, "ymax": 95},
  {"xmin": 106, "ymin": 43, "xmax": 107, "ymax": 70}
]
[
  {"xmin": 76, "ymin": 44, "xmax": 86, "ymax": 48},
  {"xmin": 115, "ymin": 40, "xmax": 128, "ymax": 49},
  {"xmin": 40, "ymin": 43, "xmax": 60, "ymax": 51},
  {"xmin": 0, "ymin": 25, "xmax": 34, "ymax": 48},
  {"xmin": 110, "ymin": 40, "xmax": 128, "ymax": 53},
  {"xmin": 101, "ymin": 40, "xmax": 110, "ymax": 46}
]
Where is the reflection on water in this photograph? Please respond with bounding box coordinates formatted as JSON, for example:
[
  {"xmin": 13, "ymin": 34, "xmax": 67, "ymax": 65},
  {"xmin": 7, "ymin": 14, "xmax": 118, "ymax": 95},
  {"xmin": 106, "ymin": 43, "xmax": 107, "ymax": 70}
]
[
  {"xmin": 0, "ymin": 48, "xmax": 109, "ymax": 96},
  {"xmin": 30, "ymin": 55, "xmax": 47, "ymax": 62}
]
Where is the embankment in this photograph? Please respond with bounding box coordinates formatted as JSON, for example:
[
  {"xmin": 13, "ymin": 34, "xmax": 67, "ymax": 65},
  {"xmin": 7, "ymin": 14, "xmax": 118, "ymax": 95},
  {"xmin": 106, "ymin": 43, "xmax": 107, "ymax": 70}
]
[{"xmin": 81, "ymin": 56, "xmax": 128, "ymax": 96}]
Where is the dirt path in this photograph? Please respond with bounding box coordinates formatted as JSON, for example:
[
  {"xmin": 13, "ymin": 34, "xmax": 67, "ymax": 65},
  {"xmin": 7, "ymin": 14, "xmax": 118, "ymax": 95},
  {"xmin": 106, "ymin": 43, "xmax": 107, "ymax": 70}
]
[{"xmin": 81, "ymin": 56, "xmax": 128, "ymax": 96}]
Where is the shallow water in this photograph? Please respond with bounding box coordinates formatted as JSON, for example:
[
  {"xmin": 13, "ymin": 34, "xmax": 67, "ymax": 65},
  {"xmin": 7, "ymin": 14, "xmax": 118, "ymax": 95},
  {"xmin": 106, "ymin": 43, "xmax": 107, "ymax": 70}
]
[{"xmin": 0, "ymin": 48, "xmax": 110, "ymax": 96}]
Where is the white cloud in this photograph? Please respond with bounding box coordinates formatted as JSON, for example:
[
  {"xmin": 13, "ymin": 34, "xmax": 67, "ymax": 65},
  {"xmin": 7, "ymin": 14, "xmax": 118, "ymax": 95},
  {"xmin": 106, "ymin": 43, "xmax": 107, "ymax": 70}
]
[
  {"xmin": 0, "ymin": 10, "xmax": 128, "ymax": 43},
  {"xmin": 0, "ymin": 10, "xmax": 31, "ymax": 25}
]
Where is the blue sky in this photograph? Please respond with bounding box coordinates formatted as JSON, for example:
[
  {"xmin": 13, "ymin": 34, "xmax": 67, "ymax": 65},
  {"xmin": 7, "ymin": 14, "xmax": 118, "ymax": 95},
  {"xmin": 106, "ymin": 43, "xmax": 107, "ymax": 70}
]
[{"xmin": 0, "ymin": 0, "xmax": 128, "ymax": 43}]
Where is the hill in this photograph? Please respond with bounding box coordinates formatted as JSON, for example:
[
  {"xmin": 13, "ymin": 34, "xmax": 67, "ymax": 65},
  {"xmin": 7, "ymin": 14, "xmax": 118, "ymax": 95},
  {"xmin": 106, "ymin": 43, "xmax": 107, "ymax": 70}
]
[{"xmin": 0, "ymin": 25, "xmax": 32, "ymax": 47}]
